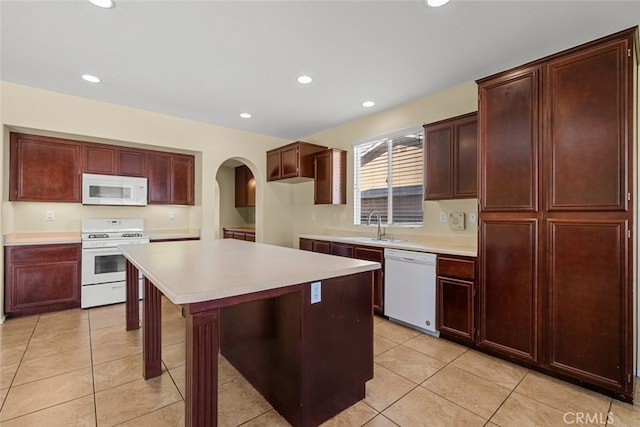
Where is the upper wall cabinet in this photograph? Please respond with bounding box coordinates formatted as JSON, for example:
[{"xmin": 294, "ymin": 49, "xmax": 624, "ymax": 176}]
[
  {"xmin": 424, "ymin": 112, "xmax": 478, "ymax": 200},
  {"xmin": 83, "ymin": 143, "xmax": 148, "ymax": 177},
  {"xmin": 10, "ymin": 133, "xmax": 82, "ymax": 202},
  {"xmin": 148, "ymin": 152, "xmax": 195, "ymax": 205},
  {"xmin": 314, "ymin": 148, "xmax": 346, "ymax": 205},
  {"xmin": 235, "ymin": 165, "xmax": 256, "ymax": 208},
  {"xmin": 9, "ymin": 132, "xmax": 194, "ymax": 205},
  {"xmin": 267, "ymin": 141, "xmax": 327, "ymax": 182}
]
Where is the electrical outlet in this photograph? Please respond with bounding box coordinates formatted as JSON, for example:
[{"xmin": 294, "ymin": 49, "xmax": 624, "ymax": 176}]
[
  {"xmin": 46, "ymin": 210, "xmax": 55, "ymax": 221},
  {"xmin": 469, "ymin": 212, "xmax": 477, "ymax": 223},
  {"xmin": 440, "ymin": 212, "xmax": 447, "ymax": 223},
  {"xmin": 311, "ymin": 281, "xmax": 321, "ymax": 304},
  {"xmin": 169, "ymin": 211, "xmax": 175, "ymax": 220},
  {"xmin": 311, "ymin": 212, "xmax": 317, "ymax": 221}
]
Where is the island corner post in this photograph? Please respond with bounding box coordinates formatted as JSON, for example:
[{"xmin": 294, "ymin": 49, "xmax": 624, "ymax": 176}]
[{"xmin": 123, "ymin": 240, "xmax": 378, "ymax": 427}]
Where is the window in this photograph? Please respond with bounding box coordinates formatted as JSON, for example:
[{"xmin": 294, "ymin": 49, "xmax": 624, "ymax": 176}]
[{"xmin": 353, "ymin": 126, "xmax": 424, "ymax": 226}]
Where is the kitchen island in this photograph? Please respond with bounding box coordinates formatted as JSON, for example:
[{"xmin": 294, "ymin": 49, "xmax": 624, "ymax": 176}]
[{"xmin": 120, "ymin": 239, "xmax": 380, "ymax": 427}]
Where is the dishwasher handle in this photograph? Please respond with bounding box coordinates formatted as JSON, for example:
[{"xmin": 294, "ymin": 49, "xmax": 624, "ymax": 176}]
[{"xmin": 384, "ymin": 248, "xmax": 436, "ymax": 265}]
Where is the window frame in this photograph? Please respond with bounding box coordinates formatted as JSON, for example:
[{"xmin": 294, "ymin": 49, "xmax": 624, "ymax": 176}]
[{"xmin": 352, "ymin": 125, "xmax": 424, "ymax": 227}]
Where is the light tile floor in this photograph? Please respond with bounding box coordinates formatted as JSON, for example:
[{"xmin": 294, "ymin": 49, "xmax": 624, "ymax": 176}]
[{"xmin": 1, "ymin": 298, "xmax": 639, "ymax": 426}]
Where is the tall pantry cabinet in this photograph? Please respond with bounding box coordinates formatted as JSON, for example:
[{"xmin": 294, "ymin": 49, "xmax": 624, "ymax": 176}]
[{"xmin": 477, "ymin": 28, "xmax": 637, "ymax": 401}]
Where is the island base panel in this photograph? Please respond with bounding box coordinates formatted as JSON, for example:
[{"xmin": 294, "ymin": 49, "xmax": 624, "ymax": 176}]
[
  {"xmin": 185, "ymin": 307, "xmax": 220, "ymax": 427},
  {"xmin": 143, "ymin": 278, "xmax": 163, "ymax": 379},
  {"xmin": 125, "ymin": 261, "xmax": 140, "ymax": 331},
  {"xmin": 220, "ymin": 271, "xmax": 374, "ymax": 427}
]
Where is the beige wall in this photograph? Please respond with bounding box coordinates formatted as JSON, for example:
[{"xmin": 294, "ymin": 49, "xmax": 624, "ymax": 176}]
[
  {"xmin": 0, "ymin": 81, "xmax": 296, "ymax": 320},
  {"xmin": 291, "ymin": 81, "xmax": 479, "ymax": 246}
]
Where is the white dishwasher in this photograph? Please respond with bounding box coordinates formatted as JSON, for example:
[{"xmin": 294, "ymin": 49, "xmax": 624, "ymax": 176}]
[{"xmin": 384, "ymin": 248, "xmax": 438, "ymax": 335}]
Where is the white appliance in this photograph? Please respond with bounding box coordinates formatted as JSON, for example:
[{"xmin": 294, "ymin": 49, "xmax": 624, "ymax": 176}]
[
  {"xmin": 81, "ymin": 218, "xmax": 149, "ymax": 308},
  {"xmin": 384, "ymin": 248, "xmax": 438, "ymax": 335},
  {"xmin": 82, "ymin": 173, "xmax": 148, "ymax": 206}
]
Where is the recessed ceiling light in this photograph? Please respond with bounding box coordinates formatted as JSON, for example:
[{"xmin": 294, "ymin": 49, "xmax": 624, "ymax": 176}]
[
  {"xmin": 297, "ymin": 75, "xmax": 313, "ymax": 84},
  {"xmin": 240, "ymin": 113, "xmax": 252, "ymax": 119},
  {"xmin": 362, "ymin": 101, "xmax": 375, "ymax": 108},
  {"xmin": 81, "ymin": 74, "xmax": 101, "ymax": 83},
  {"xmin": 426, "ymin": 0, "xmax": 450, "ymax": 7},
  {"xmin": 88, "ymin": 0, "xmax": 115, "ymax": 9}
]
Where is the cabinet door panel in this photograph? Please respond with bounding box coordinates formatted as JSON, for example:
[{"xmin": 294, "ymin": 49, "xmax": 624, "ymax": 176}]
[
  {"xmin": 84, "ymin": 144, "xmax": 116, "ymax": 175},
  {"xmin": 10, "ymin": 262, "xmax": 79, "ymax": 309},
  {"xmin": 438, "ymin": 277, "xmax": 474, "ymax": 342},
  {"xmin": 10, "ymin": 134, "xmax": 82, "ymax": 202},
  {"xmin": 479, "ymin": 68, "xmax": 539, "ymax": 211},
  {"xmin": 547, "ymin": 220, "xmax": 629, "ymax": 390},
  {"xmin": 545, "ymin": 40, "xmax": 629, "ymax": 211},
  {"xmin": 118, "ymin": 149, "xmax": 147, "ymax": 177},
  {"xmin": 314, "ymin": 151, "xmax": 331, "ymax": 204},
  {"xmin": 235, "ymin": 166, "xmax": 248, "ymax": 208},
  {"xmin": 281, "ymin": 146, "xmax": 299, "ymax": 178},
  {"xmin": 330, "ymin": 242, "xmax": 353, "ymax": 258},
  {"xmin": 354, "ymin": 246, "xmax": 384, "ymax": 315},
  {"xmin": 479, "ymin": 219, "xmax": 538, "ymax": 362},
  {"xmin": 299, "ymin": 238, "xmax": 313, "ymax": 251},
  {"xmin": 148, "ymin": 154, "xmax": 172, "ymax": 204},
  {"xmin": 266, "ymin": 150, "xmax": 281, "ymax": 181},
  {"xmin": 311, "ymin": 240, "xmax": 331, "ymax": 254},
  {"xmin": 171, "ymin": 155, "xmax": 194, "ymax": 205},
  {"xmin": 425, "ymin": 126, "xmax": 453, "ymax": 200},
  {"xmin": 455, "ymin": 118, "xmax": 478, "ymax": 198}
]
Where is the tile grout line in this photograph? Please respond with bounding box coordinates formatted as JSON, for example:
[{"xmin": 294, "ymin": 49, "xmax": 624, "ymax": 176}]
[
  {"xmin": 0, "ymin": 314, "xmax": 40, "ymax": 414},
  {"xmin": 88, "ymin": 309, "xmax": 99, "ymax": 427}
]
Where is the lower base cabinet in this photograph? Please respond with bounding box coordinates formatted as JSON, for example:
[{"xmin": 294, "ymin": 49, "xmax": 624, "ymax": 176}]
[
  {"xmin": 300, "ymin": 238, "xmax": 384, "ymax": 315},
  {"xmin": 223, "ymin": 227, "xmax": 255, "ymax": 242},
  {"xmin": 436, "ymin": 255, "xmax": 476, "ymax": 344},
  {"xmin": 5, "ymin": 243, "xmax": 81, "ymax": 317}
]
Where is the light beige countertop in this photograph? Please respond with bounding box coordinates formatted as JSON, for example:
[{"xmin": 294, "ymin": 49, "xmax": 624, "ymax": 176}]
[
  {"xmin": 299, "ymin": 234, "xmax": 477, "ymax": 257},
  {"xmin": 147, "ymin": 228, "xmax": 200, "ymax": 241},
  {"xmin": 3, "ymin": 229, "xmax": 200, "ymax": 246},
  {"xmin": 120, "ymin": 239, "xmax": 380, "ymax": 304},
  {"xmin": 3, "ymin": 232, "xmax": 81, "ymax": 246}
]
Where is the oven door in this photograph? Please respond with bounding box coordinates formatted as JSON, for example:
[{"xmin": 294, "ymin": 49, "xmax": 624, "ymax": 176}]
[{"xmin": 82, "ymin": 247, "xmax": 126, "ymax": 285}]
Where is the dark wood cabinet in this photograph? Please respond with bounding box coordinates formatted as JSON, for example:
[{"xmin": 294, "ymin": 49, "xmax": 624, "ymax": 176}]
[
  {"xmin": 330, "ymin": 242, "xmax": 353, "ymax": 258},
  {"xmin": 148, "ymin": 153, "xmax": 172, "ymax": 204},
  {"xmin": 223, "ymin": 227, "xmax": 255, "ymax": 242},
  {"xmin": 266, "ymin": 141, "xmax": 327, "ymax": 182},
  {"xmin": 170, "ymin": 154, "xmax": 194, "ymax": 205},
  {"xmin": 118, "ymin": 148, "xmax": 147, "ymax": 177},
  {"xmin": 298, "ymin": 238, "xmax": 384, "ymax": 315},
  {"xmin": 9, "ymin": 132, "xmax": 194, "ymax": 205},
  {"xmin": 4, "ymin": 244, "xmax": 81, "ymax": 316},
  {"xmin": 437, "ymin": 255, "xmax": 476, "ymax": 344},
  {"xmin": 424, "ymin": 112, "xmax": 478, "ymax": 200},
  {"xmin": 314, "ymin": 149, "xmax": 347, "ymax": 205},
  {"xmin": 235, "ymin": 165, "xmax": 256, "ymax": 208},
  {"xmin": 148, "ymin": 152, "xmax": 194, "ymax": 205},
  {"xmin": 84, "ymin": 143, "xmax": 117, "ymax": 175},
  {"xmin": 477, "ymin": 27, "xmax": 636, "ymax": 401},
  {"xmin": 9, "ymin": 133, "xmax": 82, "ymax": 202},
  {"xmin": 353, "ymin": 245, "xmax": 384, "ymax": 315},
  {"xmin": 478, "ymin": 220, "xmax": 538, "ymax": 362}
]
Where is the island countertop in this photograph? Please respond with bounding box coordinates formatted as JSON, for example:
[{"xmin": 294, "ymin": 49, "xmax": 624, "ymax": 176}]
[{"xmin": 120, "ymin": 238, "xmax": 381, "ymax": 305}]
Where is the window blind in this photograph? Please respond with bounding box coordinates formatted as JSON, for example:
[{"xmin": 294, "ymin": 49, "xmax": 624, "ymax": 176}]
[{"xmin": 353, "ymin": 127, "xmax": 423, "ymax": 225}]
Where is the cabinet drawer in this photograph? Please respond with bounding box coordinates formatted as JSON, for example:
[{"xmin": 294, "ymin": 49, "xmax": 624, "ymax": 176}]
[
  {"xmin": 8, "ymin": 244, "xmax": 81, "ymax": 264},
  {"xmin": 437, "ymin": 256, "xmax": 475, "ymax": 280}
]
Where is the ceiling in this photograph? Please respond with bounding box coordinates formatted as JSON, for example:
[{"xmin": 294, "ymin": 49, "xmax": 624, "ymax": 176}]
[{"xmin": 2, "ymin": 1, "xmax": 640, "ymax": 141}]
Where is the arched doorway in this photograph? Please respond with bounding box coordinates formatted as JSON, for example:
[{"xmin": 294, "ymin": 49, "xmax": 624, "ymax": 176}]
[{"xmin": 215, "ymin": 158, "xmax": 257, "ymax": 242}]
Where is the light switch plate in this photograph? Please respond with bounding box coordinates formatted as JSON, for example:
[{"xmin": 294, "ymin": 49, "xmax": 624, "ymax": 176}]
[{"xmin": 449, "ymin": 212, "xmax": 465, "ymax": 230}]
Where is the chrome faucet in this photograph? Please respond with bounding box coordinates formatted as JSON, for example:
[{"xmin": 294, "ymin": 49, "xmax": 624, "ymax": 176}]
[{"xmin": 367, "ymin": 210, "xmax": 386, "ymax": 240}]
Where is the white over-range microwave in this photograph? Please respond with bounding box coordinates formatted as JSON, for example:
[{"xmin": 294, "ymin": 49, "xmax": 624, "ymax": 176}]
[{"xmin": 82, "ymin": 173, "xmax": 148, "ymax": 206}]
